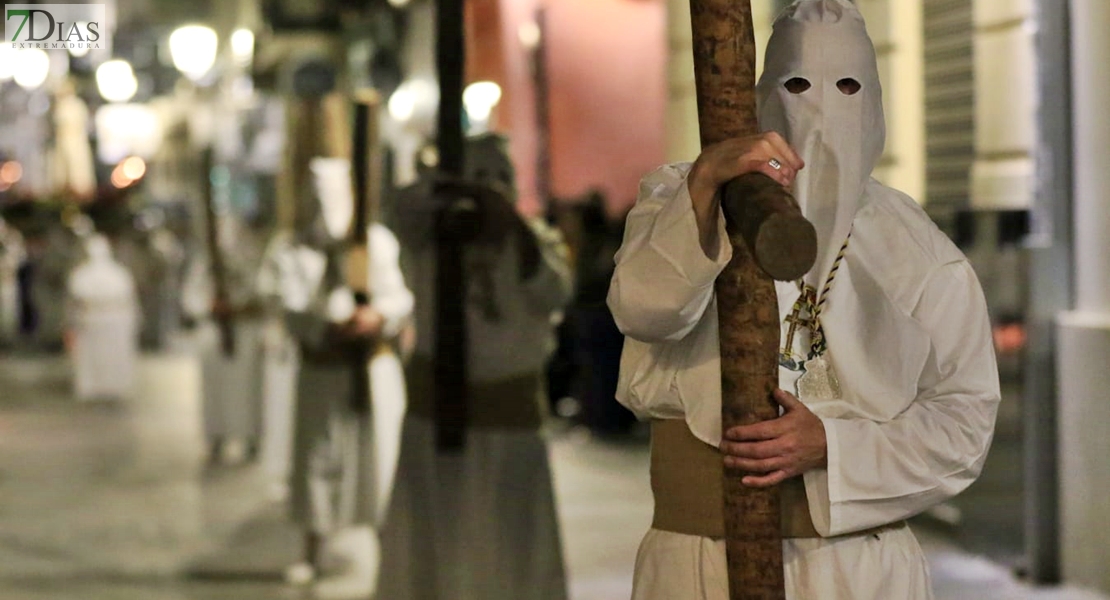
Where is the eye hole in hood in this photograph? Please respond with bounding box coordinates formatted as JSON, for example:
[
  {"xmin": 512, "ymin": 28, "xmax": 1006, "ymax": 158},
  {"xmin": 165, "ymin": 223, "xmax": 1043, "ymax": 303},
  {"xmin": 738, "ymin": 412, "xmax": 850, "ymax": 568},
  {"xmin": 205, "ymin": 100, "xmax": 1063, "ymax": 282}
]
[
  {"xmin": 836, "ymin": 78, "xmax": 861, "ymax": 95},
  {"xmin": 784, "ymin": 77, "xmax": 812, "ymax": 94}
]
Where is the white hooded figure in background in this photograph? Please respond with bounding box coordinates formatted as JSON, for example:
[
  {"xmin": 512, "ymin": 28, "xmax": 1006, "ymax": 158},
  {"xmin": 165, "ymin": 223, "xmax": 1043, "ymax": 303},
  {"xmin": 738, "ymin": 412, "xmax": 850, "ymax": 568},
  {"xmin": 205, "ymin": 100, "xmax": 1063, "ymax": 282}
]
[
  {"xmin": 181, "ymin": 217, "xmax": 267, "ymax": 463},
  {"xmin": 379, "ymin": 133, "xmax": 572, "ymax": 600},
  {"xmin": 52, "ymin": 80, "xmax": 97, "ymax": 199},
  {"xmin": 265, "ymin": 155, "xmax": 414, "ymax": 600},
  {"xmin": 0, "ymin": 219, "xmax": 25, "ymax": 346},
  {"xmin": 66, "ymin": 235, "xmax": 139, "ymax": 400},
  {"xmin": 608, "ymin": 1, "xmax": 999, "ymax": 598}
]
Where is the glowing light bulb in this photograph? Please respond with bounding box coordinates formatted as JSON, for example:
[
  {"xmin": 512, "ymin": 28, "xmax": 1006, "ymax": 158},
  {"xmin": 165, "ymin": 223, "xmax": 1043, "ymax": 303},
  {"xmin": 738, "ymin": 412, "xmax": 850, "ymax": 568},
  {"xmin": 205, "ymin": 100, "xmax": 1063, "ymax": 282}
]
[
  {"xmin": 169, "ymin": 25, "xmax": 218, "ymax": 81},
  {"xmin": 96, "ymin": 59, "xmax": 139, "ymax": 102},
  {"xmin": 13, "ymin": 49, "xmax": 51, "ymax": 90}
]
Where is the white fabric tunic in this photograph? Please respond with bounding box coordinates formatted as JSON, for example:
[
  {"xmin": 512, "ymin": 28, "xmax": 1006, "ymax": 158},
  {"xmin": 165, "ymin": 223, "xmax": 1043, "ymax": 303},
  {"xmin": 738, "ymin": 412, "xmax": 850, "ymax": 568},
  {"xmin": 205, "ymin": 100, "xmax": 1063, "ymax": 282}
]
[
  {"xmin": 0, "ymin": 220, "xmax": 24, "ymax": 344},
  {"xmin": 271, "ymin": 224, "xmax": 414, "ymax": 534},
  {"xmin": 608, "ymin": 164, "xmax": 1000, "ymax": 599},
  {"xmin": 182, "ymin": 246, "xmax": 267, "ymax": 443},
  {"xmin": 66, "ymin": 236, "xmax": 139, "ymax": 400}
]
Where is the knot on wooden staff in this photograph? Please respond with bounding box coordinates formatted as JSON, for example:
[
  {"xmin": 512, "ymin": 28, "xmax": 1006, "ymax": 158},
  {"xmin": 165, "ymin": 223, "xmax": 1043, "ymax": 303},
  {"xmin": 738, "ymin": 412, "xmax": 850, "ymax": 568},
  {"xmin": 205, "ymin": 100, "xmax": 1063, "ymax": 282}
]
[{"xmin": 720, "ymin": 173, "xmax": 816, "ymax": 282}]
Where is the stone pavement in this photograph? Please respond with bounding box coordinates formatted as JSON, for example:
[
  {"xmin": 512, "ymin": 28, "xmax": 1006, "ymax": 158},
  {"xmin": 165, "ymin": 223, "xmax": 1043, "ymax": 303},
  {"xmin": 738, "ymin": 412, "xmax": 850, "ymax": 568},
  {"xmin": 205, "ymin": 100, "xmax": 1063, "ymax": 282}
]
[{"xmin": 0, "ymin": 352, "xmax": 1105, "ymax": 600}]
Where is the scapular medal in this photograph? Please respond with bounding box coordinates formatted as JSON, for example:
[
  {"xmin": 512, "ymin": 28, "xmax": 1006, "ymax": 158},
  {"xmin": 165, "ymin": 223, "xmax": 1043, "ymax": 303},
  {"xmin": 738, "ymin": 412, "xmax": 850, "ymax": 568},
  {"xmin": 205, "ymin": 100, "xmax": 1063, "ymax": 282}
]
[
  {"xmin": 788, "ymin": 230, "xmax": 853, "ymax": 402},
  {"xmin": 797, "ymin": 355, "xmax": 841, "ymax": 401}
]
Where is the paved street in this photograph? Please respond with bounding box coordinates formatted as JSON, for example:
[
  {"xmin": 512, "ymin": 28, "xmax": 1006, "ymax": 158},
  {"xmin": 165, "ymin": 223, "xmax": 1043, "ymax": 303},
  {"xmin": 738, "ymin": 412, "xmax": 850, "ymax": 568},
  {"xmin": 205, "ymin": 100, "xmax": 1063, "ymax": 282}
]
[{"xmin": 0, "ymin": 351, "xmax": 1104, "ymax": 600}]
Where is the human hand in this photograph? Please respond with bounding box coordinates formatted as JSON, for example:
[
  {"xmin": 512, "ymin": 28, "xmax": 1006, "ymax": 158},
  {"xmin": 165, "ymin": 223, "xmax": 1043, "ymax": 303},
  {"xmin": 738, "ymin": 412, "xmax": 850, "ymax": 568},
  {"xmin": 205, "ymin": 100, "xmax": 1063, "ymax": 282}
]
[
  {"xmin": 344, "ymin": 305, "xmax": 384, "ymax": 340},
  {"xmin": 211, "ymin": 298, "xmax": 234, "ymax": 319},
  {"xmin": 686, "ymin": 132, "xmax": 803, "ymax": 257},
  {"xmin": 476, "ymin": 182, "xmax": 520, "ymax": 247},
  {"xmin": 719, "ymin": 388, "xmax": 827, "ymax": 488},
  {"xmin": 688, "ymin": 131, "xmax": 804, "ymax": 202}
]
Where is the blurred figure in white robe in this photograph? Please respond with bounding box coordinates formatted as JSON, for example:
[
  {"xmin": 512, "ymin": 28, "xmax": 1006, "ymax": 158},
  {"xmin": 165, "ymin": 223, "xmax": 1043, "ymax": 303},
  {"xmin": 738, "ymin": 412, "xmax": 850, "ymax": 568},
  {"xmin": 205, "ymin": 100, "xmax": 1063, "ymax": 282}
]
[
  {"xmin": 380, "ymin": 133, "xmax": 573, "ymax": 600},
  {"xmin": 256, "ymin": 229, "xmax": 301, "ymax": 501},
  {"xmin": 181, "ymin": 219, "xmax": 267, "ymax": 465},
  {"xmin": 0, "ymin": 218, "xmax": 25, "ymax": 347},
  {"xmin": 270, "ymin": 150, "xmax": 413, "ymax": 600},
  {"xmin": 66, "ymin": 235, "xmax": 139, "ymax": 400},
  {"xmin": 51, "ymin": 80, "xmax": 97, "ymax": 200}
]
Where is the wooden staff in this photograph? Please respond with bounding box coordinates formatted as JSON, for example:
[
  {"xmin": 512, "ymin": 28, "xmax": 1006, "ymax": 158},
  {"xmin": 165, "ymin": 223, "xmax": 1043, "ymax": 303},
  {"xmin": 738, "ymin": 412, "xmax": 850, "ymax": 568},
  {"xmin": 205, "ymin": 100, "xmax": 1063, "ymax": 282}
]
[
  {"xmin": 433, "ymin": 0, "xmax": 470, "ymax": 451},
  {"xmin": 688, "ymin": 1, "xmax": 816, "ymax": 598},
  {"xmin": 344, "ymin": 90, "xmax": 382, "ymax": 414},
  {"xmin": 200, "ymin": 147, "xmax": 235, "ymax": 357}
]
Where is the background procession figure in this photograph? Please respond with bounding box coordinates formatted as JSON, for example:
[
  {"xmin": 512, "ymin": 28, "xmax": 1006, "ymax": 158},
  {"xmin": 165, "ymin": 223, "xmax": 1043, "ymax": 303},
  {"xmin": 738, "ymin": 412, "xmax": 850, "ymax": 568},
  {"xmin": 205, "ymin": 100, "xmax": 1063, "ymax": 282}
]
[
  {"xmin": 269, "ymin": 84, "xmax": 414, "ymax": 600},
  {"xmin": 609, "ymin": 1, "xmax": 1000, "ymax": 598},
  {"xmin": 50, "ymin": 79, "xmax": 97, "ymax": 201},
  {"xmin": 0, "ymin": 217, "xmax": 25, "ymax": 347},
  {"xmin": 65, "ymin": 234, "xmax": 139, "ymax": 401},
  {"xmin": 378, "ymin": 133, "xmax": 572, "ymax": 600},
  {"xmin": 181, "ymin": 215, "xmax": 267, "ymax": 465},
  {"xmin": 26, "ymin": 216, "xmax": 85, "ymax": 351}
]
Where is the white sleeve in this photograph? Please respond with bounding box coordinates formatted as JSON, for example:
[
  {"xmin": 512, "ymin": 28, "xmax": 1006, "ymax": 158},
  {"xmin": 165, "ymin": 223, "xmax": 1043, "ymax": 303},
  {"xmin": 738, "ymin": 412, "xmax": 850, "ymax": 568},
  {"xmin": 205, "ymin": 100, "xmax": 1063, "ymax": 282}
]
[
  {"xmin": 369, "ymin": 224, "xmax": 415, "ymax": 338},
  {"xmin": 606, "ymin": 163, "xmax": 732, "ymax": 343},
  {"xmin": 805, "ymin": 261, "xmax": 1000, "ymax": 536}
]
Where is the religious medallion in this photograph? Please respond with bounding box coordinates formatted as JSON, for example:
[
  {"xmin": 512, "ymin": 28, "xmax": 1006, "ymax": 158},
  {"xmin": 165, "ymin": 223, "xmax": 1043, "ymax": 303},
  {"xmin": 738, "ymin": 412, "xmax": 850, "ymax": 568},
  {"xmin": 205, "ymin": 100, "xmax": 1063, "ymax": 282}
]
[{"xmin": 797, "ymin": 355, "xmax": 841, "ymax": 401}]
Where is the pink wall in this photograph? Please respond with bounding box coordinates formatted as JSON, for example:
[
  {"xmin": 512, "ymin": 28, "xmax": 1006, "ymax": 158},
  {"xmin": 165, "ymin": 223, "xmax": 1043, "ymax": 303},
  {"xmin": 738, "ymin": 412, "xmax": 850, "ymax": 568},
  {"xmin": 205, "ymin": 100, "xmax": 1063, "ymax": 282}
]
[
  {"xmin": 497, "ymin": 0, "xmax": 667, "ymax": 217},
  {"xmin": 497, "ymin": 0, "xmax": 542, "ymax": 216}
]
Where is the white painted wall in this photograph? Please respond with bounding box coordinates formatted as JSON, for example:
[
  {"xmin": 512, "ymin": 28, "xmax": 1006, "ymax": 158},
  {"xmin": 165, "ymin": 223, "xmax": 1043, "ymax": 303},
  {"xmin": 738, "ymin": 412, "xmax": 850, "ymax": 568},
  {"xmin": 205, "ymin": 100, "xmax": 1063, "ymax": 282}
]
[
  {"xmin": 971, "ymin": 0, "xmax": 1038, "ymax": 210},
  {"xmin": 857, "ymin": 0, "xmax": 925, "ymax": 202}
]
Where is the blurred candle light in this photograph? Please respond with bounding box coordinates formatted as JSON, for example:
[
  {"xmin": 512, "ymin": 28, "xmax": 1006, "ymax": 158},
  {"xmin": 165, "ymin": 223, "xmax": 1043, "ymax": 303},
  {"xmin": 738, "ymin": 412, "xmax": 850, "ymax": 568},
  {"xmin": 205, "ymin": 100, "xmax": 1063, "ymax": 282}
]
[
  {"xmin": 518, "ymin": 21, "xmax": 542, "ymax": 49},
  {"xmin": 13, "ymin": 49, "xmax": 51, "ymax": 90},
  {"xmin": 96, "ymin": 59, "xmax": 139, "ymax": 103},
  {"xmin": 388, "ymin": 86, "xmax": 416, "ymax": 123},
  {"xmin": 0, "ymin": 161, "xmax": 23, "ymax": 185},
  {"xmin": 0, "ymin": 46, "xmax": 17, "ymax": 81},
  {"xmin": 68, "ymin": 24, "xmax": 91, "ymax": 57},
  {"xmin": 462, "ymin": 81, "xmax": 502, "ymax": 129},
  {"xmin": 231, "ymin": 29, "xmax": 254, "ymax": 64},
  {"xmin": 120, "ymin": 156, "xmax": 146, "ymax": 180},
  {"xmin": 169, "ymin": 25, "xmax": 219, "ymax": 81},
  {"xmin": 111, "ymin": 156, "xmax": 146, "ymax": 189}
]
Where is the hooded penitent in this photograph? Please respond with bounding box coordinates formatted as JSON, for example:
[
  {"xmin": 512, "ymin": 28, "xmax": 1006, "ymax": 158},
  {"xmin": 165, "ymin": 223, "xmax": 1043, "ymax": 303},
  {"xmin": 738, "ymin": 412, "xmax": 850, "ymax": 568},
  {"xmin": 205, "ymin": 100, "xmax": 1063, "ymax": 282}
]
[{"xmin": 756, "ymin": 0, "xmax": 884, "ymax": 287}]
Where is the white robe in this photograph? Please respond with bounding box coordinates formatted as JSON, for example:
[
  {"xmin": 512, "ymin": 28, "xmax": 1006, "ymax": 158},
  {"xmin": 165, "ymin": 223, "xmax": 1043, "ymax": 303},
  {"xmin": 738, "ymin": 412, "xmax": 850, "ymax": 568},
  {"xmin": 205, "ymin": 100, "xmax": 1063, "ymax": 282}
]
[
  {"xmin": 182, "ymin": 249, "xmax": 266, "ymax": 443},
  {"xmin": 608, "ymin": 164, "xmax": 1000, "ymax": 600},
  {"xmin": 0, "ymin": 222, "xmax": 24, "ymax": 344},
  {"xmin": 66, "ymin": 241, "xmax": 140, "ymax": 400},
  {"xmin": 274, "ymin": 224, "xmax": 414, "ymax": 535},
  {"xmin": 379, "ymin": 211, "xmax": 573, "ymax": 600}
]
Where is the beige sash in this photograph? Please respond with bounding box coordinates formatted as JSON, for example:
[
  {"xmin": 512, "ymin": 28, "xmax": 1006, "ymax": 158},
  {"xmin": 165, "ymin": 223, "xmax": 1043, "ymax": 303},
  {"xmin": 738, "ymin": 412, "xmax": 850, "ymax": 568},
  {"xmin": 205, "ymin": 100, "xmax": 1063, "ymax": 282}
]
[
  {"xmin": 650, "ymin": 419, "xmax": 906, "ymax": 540},
  {"xmin": 405, "ymin": 355, "xmax": 546, "ymax": 430}
]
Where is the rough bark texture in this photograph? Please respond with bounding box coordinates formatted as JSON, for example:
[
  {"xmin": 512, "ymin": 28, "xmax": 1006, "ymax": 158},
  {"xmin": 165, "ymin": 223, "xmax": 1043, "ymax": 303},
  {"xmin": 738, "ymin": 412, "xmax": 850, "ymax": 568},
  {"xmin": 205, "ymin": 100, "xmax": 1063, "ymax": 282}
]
[
  {"xmin": 723, "ymin": 175, "xmax": 816, "ymax": 283},
  {"xmin": 689, "ymin": 1, "xmax": 815, "ymax": 598}
]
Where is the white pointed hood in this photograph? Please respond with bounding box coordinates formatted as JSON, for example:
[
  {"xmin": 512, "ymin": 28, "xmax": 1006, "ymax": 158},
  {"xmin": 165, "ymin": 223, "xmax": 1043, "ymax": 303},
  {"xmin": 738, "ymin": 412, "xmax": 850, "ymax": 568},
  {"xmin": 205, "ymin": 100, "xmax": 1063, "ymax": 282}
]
[{"xmin": 756, "ymin": 0, "xmax": 884, "ymax": 286}]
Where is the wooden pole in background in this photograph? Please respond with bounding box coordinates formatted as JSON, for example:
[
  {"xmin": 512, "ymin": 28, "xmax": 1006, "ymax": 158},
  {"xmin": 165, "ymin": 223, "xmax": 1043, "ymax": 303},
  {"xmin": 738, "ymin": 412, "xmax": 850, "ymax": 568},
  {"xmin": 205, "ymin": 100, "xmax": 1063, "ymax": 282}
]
[{"xmin": 433, "ymin": 0, "xmax": 470, "ymax": 451}]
